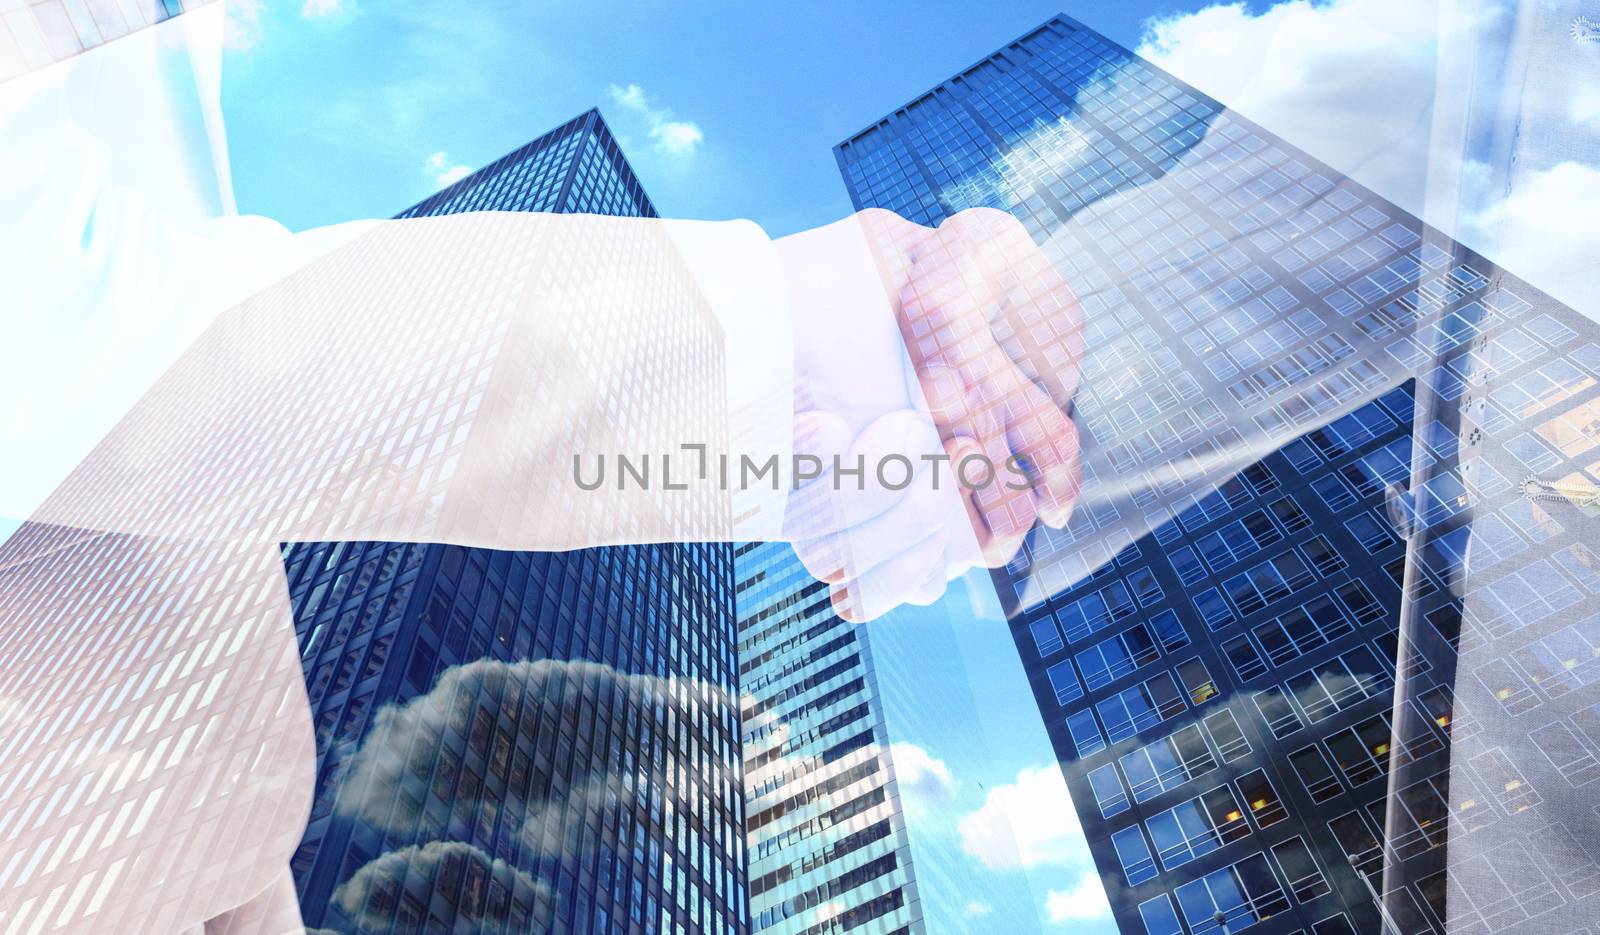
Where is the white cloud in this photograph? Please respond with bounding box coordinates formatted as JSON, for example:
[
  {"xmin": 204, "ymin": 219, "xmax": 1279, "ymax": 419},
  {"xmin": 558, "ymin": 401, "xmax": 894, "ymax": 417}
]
[
  {"xmin": 1044, "ymin": 869, "xmax": 1114, "ymax": 923},
  {"xmin": 424, "ymin": 150, "xmax": 472, "ymax": 188},
  {"xmin": 888, "ymin": 742, "xmax": 958, "ymax": 814},
  {"xmin": 334, "ymin": 659, "xmax": 733, "ymax": 861},
  {"xmin": 963, "ymin": 900, "xmax": 995, "ymax": 918},
  {"xmin": 654, "ymin": 121, "xmax": 706, "ymax": 155},
  {"xmin": 224, "ymin": 0, "xmax": 266, "ymax": 50},
  {"xmin": 957, "ymin": 764, "xmax": 1089, "ymax": 870},
  {"xmin": 301, "ymin": 0, "xmax": 351, "ymax": 17},
  {"xmin": 1134, "ymin": 0, "xmax": 1600, "ymax": 320},
  {"xmin": 1458, "ymin": 160, "xmax": 1600, "ymax": 316},
  {"xmin": 1572, "ymin": 87, "xmax": 1600, "ymax": 127},
  {"xmin": 605, "ymin": 83, "xmax": 705, "ymax": 157},
  {"xmin": 1137, "ymin": 0, "xmax": 1497, "ymax": 214},
  {"xmin": 333, "ymin": 841, "xmax": 552, "ymax": 930}
]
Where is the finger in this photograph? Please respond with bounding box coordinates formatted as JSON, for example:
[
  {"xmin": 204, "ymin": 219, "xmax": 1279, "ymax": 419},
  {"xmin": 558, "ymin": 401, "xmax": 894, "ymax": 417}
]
[
  {"xmin": 830, "ymin": 530, "xmax": 950, "ymax": 622},
  {"xmin": 1003, "ymin": 383, "xmax": 1083, "ymax": 528},
  {"xmin": 951, "ymin": 410, "xmax": 1039, "ymax": 567},
  {"xmin": 784, "ymin": 408, "xmax": 935, "ymax": 542},
  {"xmin": 793, "ymin": 443, "xmax": 968, "ymax": 588}
]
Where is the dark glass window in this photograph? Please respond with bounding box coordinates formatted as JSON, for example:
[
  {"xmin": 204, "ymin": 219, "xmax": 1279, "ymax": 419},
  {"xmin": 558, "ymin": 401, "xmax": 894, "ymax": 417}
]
[
  {"xmin": 1077, "ymin": 623, "xmax": 1161, "ymax": 691},
  {"xmin": 1328, "ymin": 810, "xmax": 1382, "ymax": 875},
  {"xmin": 1289, "ymin": 744, "xmax": 1342, "ymax": 802},
  {"xmin": 1314, "ymin": 914, "xmax": 1360, "ymax": 935},
  {"xmin": 1137, "ymin": 894, "xmax": 1184, "ymax": 935},
  {"xmin": 1067, "ymin": 708, "xmax": 1105, "ymax": 758},
  {"xmin": 1112, "ymin": 825, "xmax": 1159, "ymax": 885},
  {"xmin": 1204, "ymin": 709, "xmax": 1251, "ymax": 762},
  {"xmin": 1345, "ymin": 511, "xmax": 1397, "ymax": 552},
  {"xmin": 1045, "ymin": 658, "xmax": 1083, "ymax": 705},
  {"xmin": 1270, "ymin": 836, "xmax": 1331, "ymax": 903},
  {"xmin": 1149, "ymin": 609, "xmax": 1191, "ymax": 653},
  {"xmin": 1087, "ymin": 763, "xmax": 1130, "ymax": 819},
  {"xmin": 1147, "ymin": 784, "xmax": 1249, "ymax": 870},
  {"xmin": 1193, "ymin": 588, "xmax": 1235, "ymax": 630},
  {"xmin": 1301, "ymin": 535, "xmax": 1348, "ymax": 576},
  {"xmin": 1235, "ymin": 768, "xmax": 1287, "ymax": 827},
  {"xmin": 1255, "ymin": 686, "xmax": 1301, "ymax": 739},
  {"xmin": 1177, "ymin": 658, "xmax": 1219, "ymax": 706},
  {"xmin": 1098, "ymin": 672, "xmax": 1186, "ymax": 743},
  {"xmin": 1222, "ymin": 634, "xmax": 1267, "ymax": 682}
]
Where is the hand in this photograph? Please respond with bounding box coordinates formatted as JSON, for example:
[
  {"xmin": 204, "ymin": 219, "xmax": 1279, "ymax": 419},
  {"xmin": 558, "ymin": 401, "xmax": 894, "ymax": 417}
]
[{"xmin": 779, "ymin": 208, "xmax": 1084, "ymax": 620}]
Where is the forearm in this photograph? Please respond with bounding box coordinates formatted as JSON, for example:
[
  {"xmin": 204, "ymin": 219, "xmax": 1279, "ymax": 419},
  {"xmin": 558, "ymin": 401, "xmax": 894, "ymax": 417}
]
[{"xmin": 20, "ymin": 212, "xmax": 799, "ymax": 551}]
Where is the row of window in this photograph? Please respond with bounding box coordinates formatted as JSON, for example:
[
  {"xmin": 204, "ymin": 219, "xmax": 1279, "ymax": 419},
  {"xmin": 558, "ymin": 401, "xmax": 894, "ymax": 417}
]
[
  {"xmin": 1066, "ymin": 659, "xmax": 1222, "ymax": 755},
  {"xmin": 1137, "ymin": 847, "xmax": 1354, "ymax": 935},
  {"xmin": 1046, "ymin": 610, "xmax": 1192, "ymax": 703},
  {"xmin": 1216, "ymin": 580, "xmax": 1386, "ymax": 685},
  {"xmin": 1068, "ymin": 671, "xmax": 1245, "ymax": 772}
]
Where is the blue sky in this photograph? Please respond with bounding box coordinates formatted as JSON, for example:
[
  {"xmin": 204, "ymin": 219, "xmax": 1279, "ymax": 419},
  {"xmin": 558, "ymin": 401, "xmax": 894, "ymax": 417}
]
[
  {"xmin": 218, "ymin": 3, "xmax": 1251, "ymax": 930},
  {"xmin": 20, "ymin": 0, "xmax": 1599, "ymax": 930},
  {"xmin": 224, "ymin": 1, "xmax": 1239, "ymax": 236}
]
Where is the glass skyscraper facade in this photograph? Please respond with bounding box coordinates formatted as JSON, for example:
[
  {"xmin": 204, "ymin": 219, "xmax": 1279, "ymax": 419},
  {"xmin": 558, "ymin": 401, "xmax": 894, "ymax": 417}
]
[
  {"xmin": 0, "ymin": 0, "xmax": 214, "ymax": 78},
  {"xmin": 735, "ymin": 540, "xmax": 925, "ymax": 935},
  {"xmin": 286, "ymin": 110, "xmax": 749, "ymax": 935},
  {"xmin": 836, "ymin": 15, "xmax": 1600, "ymax": 935}
]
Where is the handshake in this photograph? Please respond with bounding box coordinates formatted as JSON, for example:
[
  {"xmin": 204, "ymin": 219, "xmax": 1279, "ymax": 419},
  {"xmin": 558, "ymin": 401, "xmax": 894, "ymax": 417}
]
[{"xmin": 778, "ymin": 207, "xmax": 1085, "ymax": 621}]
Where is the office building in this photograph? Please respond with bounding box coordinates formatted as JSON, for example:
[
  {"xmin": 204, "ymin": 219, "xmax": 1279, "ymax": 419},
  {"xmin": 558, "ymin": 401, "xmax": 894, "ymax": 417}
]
[
  {"xmin": 286, "ymin": 110, "xmax": 749, "ymax": 935},
  {"xmin": 836, "ymin": 15, "xmax": 1600, "ymax": 935},
  {"xmin": 0, "ymin": 0, "xmax": 216, "ymax": 77},
  {"xmin": 735, "ymin": 540, "xmax": 926, "ymax": 934}
]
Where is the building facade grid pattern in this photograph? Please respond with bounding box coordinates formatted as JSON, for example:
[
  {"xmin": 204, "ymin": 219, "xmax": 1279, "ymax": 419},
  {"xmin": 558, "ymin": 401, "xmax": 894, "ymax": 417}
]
[
  {"xmin": 835, "ymin": 14, "xmax": 1600, "ymax": 935},
  {"xmin": 734, "ymin": 540, "xmax": 924, "ymax": 935},
  {"xmin": 286, "ymin": 110, "xmax": 746, "ymax": 935}
]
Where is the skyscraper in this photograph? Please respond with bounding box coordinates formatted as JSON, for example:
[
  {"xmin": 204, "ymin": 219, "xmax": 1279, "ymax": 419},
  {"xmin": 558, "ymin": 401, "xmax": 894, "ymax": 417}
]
[
  {"xmin": 836, "ymin": 14, "xmax": 1600, "ymax": 935},
  {"xmin": 287, "ymin": 110, "xmax": 749, "ymax": 935},
  {"xmin": 0, "ymin": 0, "xmax": 216, "ymax": 77},
  {"xmin": 735, "ymin": 540, "xmax": 926, "ymax": 934}
]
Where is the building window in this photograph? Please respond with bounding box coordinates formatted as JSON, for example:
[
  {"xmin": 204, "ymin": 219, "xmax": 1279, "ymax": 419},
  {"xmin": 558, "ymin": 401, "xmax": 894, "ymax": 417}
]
[
  {"xmin": 1204, "ymin": 709, "xmax": 1252, "ymax": 762},
  {"xmin": 1222, "ymin": 634, "xmax": 1268, "ymax": 683},
  {"xmin": 1087, "ymin": 764, "xmax": 1130, "ymax": 819},
  {"xmin": 1112, "ymin": 825, "xmax": 1159, "ymax": 885},
  {"xmin": 1055, "ymin": 581, "xmax": 1138, "ymax": 644},
  {"xmin": 1097, "ymin": 672, "xmax": 1187, "ymax": 743},
  {"xmin": 1235, "ymin": 768, "xmax": 1287, "ymax": 828},
  {"xmin": 1067, "ymin": 708, "xmax": 1105, "ymax": 758},
  {"xmin": 1045, "ymin": 658, "xmax": 1083, "ymax": 705},
  {"xmin": 1193, "ymin": 588, "xmax": 1235, "ymax": 630},
  {"xmin": 1334, "ymin": 580, "xmax": 1386, "ymax": 626},
  {"xmin": 1270, "ymin": 836, "xmax": 1331, "ymax": 903},
  {"xmin": 1177, "ymin": 658, "xmax": 1219, "ymax": 706},
  {"xmin": 1268, "ymin": 495, "xmax": 1312, "ymax": 532},
  {"xmin": 1223, "ymin": 551, "xmax": 1313, "ymax": 617},
  {"xmin": 1029, "ymin": 616, "xmax": 1064, "ymax": 658},
  {"xmin": 1254, "ymin": 685, "xmax": 1301, "ymax": 739},
  {"xmin": 1253, "ymin": 594, "xmax": 1353, "ymax": 668},
  {"xmin": 1119, "ymin": 724, "xmax": 1218, "ymax": 803},
  {"xmin": 1288, "ymin": 744, "xmax": 1342, "ymax": 802},
  {"xmin": 1313, "ymin": 914, "xmax": 1360, "ymax": 935},
  {"xmin": 1137, "ymin": 894, "xmax": 1184, "ymax": 935},
  {"xmin": 1169, "ymin": 546, "xmax": 1208, "ymax": 587},
  {"xmin": 1148, "ymin": 609, "xmax": 1191, "ymax": 653},
  {"xmin": 1390, "ymin": 777, "xmax": 1451, "ymax": 860},
  {"xmin": 1077, "ymin": 623, "xmax": 1163, "ymax": 691},
  {"xmin": 1173, "ymin": 852, "xmax": 1288, "ymax": 935},
  {"xmin": 1328, "ymin": 809, "xmax": 1383, "ymax": 876},
  {"xmin": 1147, "ymin": 785, "xmax": 1251, "ymax": 870},
  {"xmin": 1345, "ymin": 511, "xmax": 1397, "ymax": 552},
  {"xmin": 1312, "ymin": 473, "xmax": 1356, "ymax": 511},
  {"xmin": 1301, "ymin": 535, "xmax": 1348, "ymax": 577}
]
